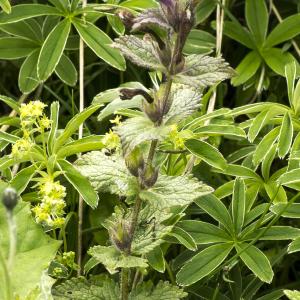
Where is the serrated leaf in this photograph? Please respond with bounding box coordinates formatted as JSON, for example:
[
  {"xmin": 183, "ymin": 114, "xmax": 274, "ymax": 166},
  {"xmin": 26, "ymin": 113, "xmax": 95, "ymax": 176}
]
[
  {"xmin": 185, "ymin": 139, "xmax": 227, "ymax": 170},
  {"xmin": 115, "ymin": 116, "xmax": 172, "ymax": 155},
  {"xmin": 88, "ymin": 246, "xmax": 148, "ymax": 274},
  {"xmin": 113, "ymin": 34, "xmax": 163, "ymax": 71},
  {"xmin": 73, "ymin": 18, "xmax": 125, "ymax": 71},
  {"xmin": 235, "ymin": 243, "xmax": 273, "ymax": 283},
  {"xmin": 129, "ymin": 280, "xmax": 187, "ymax": 300},
  {"xmin": 278, "ymin": 112, "xmax": 293, "ymax": 158},
  {"xmin": 174, "ymin": 54, "xmax": 235, "ymax": 89},
  {"xmin": 139, "ymin": 174, "xmax": 213, "ymax": 210},
  {"xmin": 0, "ymin": 201, "xmax": 61, "ymax": 299},
  {"xmin": 177, "ymin": 243, "xmax": 233, "ymax": 286},
  {"xmin": 165, "ymin": 84, "xmax": 202, "ymax": 124},
  {"xmin": 232, "ymin": 178, "xmax": 246, "ymax": 233}
]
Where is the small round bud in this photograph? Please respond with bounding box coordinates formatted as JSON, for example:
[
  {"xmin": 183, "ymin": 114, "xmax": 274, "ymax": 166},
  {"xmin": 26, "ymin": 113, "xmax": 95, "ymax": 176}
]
[{"xmin": 2, "ymin": 187, "xmax": 18, "ymax": 211}]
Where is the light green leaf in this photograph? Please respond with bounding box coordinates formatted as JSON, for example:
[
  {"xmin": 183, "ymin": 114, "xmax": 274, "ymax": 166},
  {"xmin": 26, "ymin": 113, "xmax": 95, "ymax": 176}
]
[
  {"xmin": 0, "ymin": 201, "xmax": 61, "ymax": 299},
  {"xmin": 262, "ymin": 144, "xmax": 277, "ymax": 181},
  {"xmin": 38, "ymin": 19, "xmax": 71, "ymax": 81},
  {"xmin": 168, "ymin": 226, "xmax": 197, "ymax": 250},
  {"xmin": 195, "ymin": 124, "xmax": 246, "ymax": 138},
  {"xmin": 270, "ymin": 203, "xmax": 300, "ymax": 218},
  {"xmin": 0, "ymin": 4, "xmax": 61, "ymax": 25},
  {"xmin": 285, "ymin": 62, "xmax": 297, "ymax": 107},
  {"xmin": 284, "ymin": 290, "xmax": 300, "ymax": 300},
  {"xmin": 59, "ymin": 159, "xmax": 99, "ymax": 209},
  {"xmin": 231, "ymin": 51, "xmax": 261, "ymax": 86},
  {"xmin": 0, "ymin": 131, "xmax": 19, "ymax": 143},
  {"xmin": 195, "ymin": 0, "xmax": 216, "ymax": 24},
  {"xmin": 73, "ymin": 18, "xmax": 125, "ymax": 71},
  {"xmin": 185, "ymin": 139, "xmax": 227, "ymax": 170},
  {"xmin": 278, "ymin": 168, "xmax": 300, "ymax": 186},
  {"xmin": 176, "ymin": 243, "xmax": 233, "ymax": 286},
  {"xmin": 0, "ymin": 95, "xmax": 19, "ymax": 112},
  {"xmin": 139, "ymin": 174, "xmax": 213, "ymax": 210},
  {"xmin": 288, "ymin": 237, "xmax": 300, "ymax": 253},
  {"xmin": 174, "ymin": 54, "xmax": 235, "ymax": 89},
  {"xmin": 0, "ymin": 37, "xmax": 37, "ymax": 59},
  {"xmin": 47, "ymin": 101, "xmax": 59, "ymax": 155},
  {"xmin": 53, "ymin": 104, "xmax": 101, "ymax": 153},
  {"xmin": 146, "ymin": 246, "xmax": 165, "ymax": 273},
  {"xmin": 120, "ymin": 0, "xmax": 158, "ymax": 10},
  {"xmin": 194, "ymin": 194, "xmax": 234, "ymax": 231},
  {"xmin": 265, "ymin": 14, "xmax": 300, "ymax": 48},
  {"xmin": 223, "ymin": 164, "xmax": 261, "ymax": 181},
  {"xmin": 178, "ymin": 220, "xmax": 231, "ymax": 244},
  {"xmin": 0, "ymin": 0, "xmax": 11, "ymax": 14},
  {"xmin": 235, "ymin": 243, "xmax": 273, "ymax": 283},
  {"xmin": 245, "ymin": 0, "xmax": 268, "ymax": 46},
  {"xmin": 232, "ymin": 178, "xmax": 246, "ymax": 233},
  {"xmin": 184, "ymin": 29, "xmax": 215, "ymax": 55},
  {"xmin": 55, "ymin": 53, "xmax": 78, "ymax": 86},
  {"xmin": 264, "ymin": 181, "xmax": 287, "ymax": 204},
  {"xmin": 88, "ymin": 246, "xmax": 147, "ymax": 274},
  {"xmin": 18, "ymin": 49, "xmax": 40, "ymax": 94},
  {"xmin": 278, "ymin": 112, "xmax": 293, "ymax": 158},
  {"xmin": 10, "ymin": 165, "xmax": 36, "ymax": 194}
]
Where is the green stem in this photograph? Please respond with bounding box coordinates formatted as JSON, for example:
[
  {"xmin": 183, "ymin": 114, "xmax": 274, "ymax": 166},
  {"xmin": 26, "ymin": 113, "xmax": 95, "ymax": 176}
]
[
  {"xmin": 0, "ymin": 250, "xmax": 12, "ymax": 300},
  {"xmin": 7, "ymin": 210, "xmax": 16, "ymax": 271},
  {"xmin": 120, "ymin": 268, "xmax": 129, "ymax": 300}
]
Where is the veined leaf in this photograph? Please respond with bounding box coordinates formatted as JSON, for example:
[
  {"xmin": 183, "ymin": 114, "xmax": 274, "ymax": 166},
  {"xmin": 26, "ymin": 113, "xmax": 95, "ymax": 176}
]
[
  {"xmin": 235, "ymin": 243, "xmax": 273, "ymax": 283},
  {"xmin": 176, "ymin": 243, "xmax": 233, "ymax": 286},
  {"xmin": 0, "ymin": 0, "xmax": 11, "ymax": 13},
  {"xmin": 185, "ymin": 139, "xmax": 227, "ymax": 170},
  {"xmin": 0, "ymin": 37, "xmax": 37, "ymax": 59},
  {"xmin": 232, "ymin": 178, "xmax": 246, "ymax": 233},
  {"xmin": 38, "ymin": 19, "xmax": 71, "ymax": 81},
  {"xmin": 55, "ymin": 53, "xmax": 78, "ymax": 86},
  {"xmin": 168, "ymin": 226, "xmax": 197, "ymax": 250},
  {"xmin": 0, "ymin": 4, "xmax": 62, "ymax": 25},
  {"xmin": 245, "ymin": 0, "xmax": 268, "ymax": 46},
  {"xmin": 278, "ymin": 112, "xmax": 293, "ymax": 158},
  {"xmin": 195, "ymin": 124, "xmax": 246, "ymax": 138},
  {"xmin": 223, "ymin": 164, "xmax": 261, "ymax": 181},
  {"xmin": 59, "ymin": 159, "xmax": 99, "ymax": 209},
  {"xmin": 73, "ymin": 18, "xmax": 125, "ymax": 71}
]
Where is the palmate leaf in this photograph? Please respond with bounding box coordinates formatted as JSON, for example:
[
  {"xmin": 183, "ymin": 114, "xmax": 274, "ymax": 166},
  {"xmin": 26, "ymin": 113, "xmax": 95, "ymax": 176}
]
[
  {"xmin": 174, "ymin": 54, "xmax": 235, "ymax": 89},
  {"xmin": 139, "ymin": 174, "xmax": 213, "ymax": 210},
  {"xmin": 75, "ymin": 151, "xmax": 137, "ymax": 197},
  {"xmin": 164, "ymin": 84, "xmax": 202, "ymax": 124},
  {"xmin": 115, "ymin": 116, "xmax": 172, "ymax": 154},
  {"xmin": 113, "ymin": 35, "xmax": 164, "ymax": 71},
  {"xmin": 88, "ymin": 246, "xmax": 148, "ymax": 274}
]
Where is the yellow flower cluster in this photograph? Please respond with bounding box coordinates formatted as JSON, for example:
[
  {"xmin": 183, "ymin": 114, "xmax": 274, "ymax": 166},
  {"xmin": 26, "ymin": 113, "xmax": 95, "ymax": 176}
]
[
  {"xmin": 32, "ymin": 176, "xmax": 66, "ymax": 228},
  {"xmin": 168, "ymin": 125, "xmax": 193, "ymax": 149},
  {"xmin": 103, "ymin": 129, "xmax": 121, "ymax": 150},
  {"xmin": 11, "ymin": 139, "xmax": 33, "ymax": 160}
]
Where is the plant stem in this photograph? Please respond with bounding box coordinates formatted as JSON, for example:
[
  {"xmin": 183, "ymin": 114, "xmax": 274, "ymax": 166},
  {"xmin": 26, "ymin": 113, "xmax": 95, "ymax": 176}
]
[
  {"xmin": 120, "ymin": 268, "xmax": 129, "ymax": 300},
  {"xmin": 7, "ymin": 210, "xmax": 16, "ymax": 270},
  {"xmin": 77, "ymin": 0, "xmax": 87, "ymax": 276},
  {"xmin": 0, "ymin": 250, "xmax": 12, "ymax": 300}
]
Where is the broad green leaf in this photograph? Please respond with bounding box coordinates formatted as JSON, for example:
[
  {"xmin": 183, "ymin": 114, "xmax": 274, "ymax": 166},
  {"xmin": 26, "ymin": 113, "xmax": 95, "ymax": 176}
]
[
  {"xmin": 235, "ymin": 243, "xmax": 273, "ymax": 283},
  {"xmin": 88, "ymin": 246, "xmax": 147, "ymax": 274},
  {"xmin": 223, "ymin": 164, "xmax": 261, "ymax": 181},
  {"xmin": 284, "ymin": 290, "xmax": 300, "ymax": 300},
  {"xmin": 232, "ymin": 51, "xmax": 261, "ymax": 86},
  {"xmin": 253, "ymin": 127, "xmax": 280, "ymax": 166},
  {"xmin": 243, "ymin": 226, "xmax": 300, "ymax": 241},
  {"xmin": 0, "ymin": 37, "xmax": 37, "ymax": 59},
  {"xmin": 178, "ymin": 220, "xmax": 231, "ymax": 244},
  {"xmin": 195, "ymin": 124, "xmax": 246, "ymax": 138},
  {"xmin": 0, "ymin": 201, "xmax": 61, "ymax": 299},
  {"xmin": 0, "ymin": 95, "xmax": 19, "ymax": 112},
  {"xmin": 248, "ymin": 109, "xmax": 274, "ymax": 143},
  {"xmin": 278, "ymin": 112, "xmax": 293, "ymax": 158},
  {"xmin": 115, "ymin": 116, "xmax": 171, "ymax": 155},
  {"xmin": 174, "ymin": 54, "xmax": 235, "ymax": 89},
  {"xmin": 185, "ymin": 139, "xmax": 227, "ymax": 170},
  {"xmin": 288, "ymin": 237, "xmax": 300, "ymax": 253},
  {"xmin": 245, "ymin": 0, "xmax": 268, "ymax": 46},
  {"xmin": 262, "ymin": 48, "xmax": 297, "ymax": 76},
  {"xmin": 10, "ymin": 165, "xmax": 36, "ymax": 194},
  {"xmin": 75, "ymin": 151, "xmax": 135, "ymax": 197},
  {"xmin": 265, "ymin": 14, "xmax": 300, "ymax": 48},
  {"xmin": 270, "ymin": 203, "xmax": 300, "ymax": 218},
  {"xmin": 47, "ymin": 101, "xmax": 59, "ymax": 155},
  {"xmin": 176, "ymin": 243, "xmax": 233, "ymax": 286},
  {"xmin": 18, "ymin": 49, "xmax": 40, "ymax": 94},
  {"xmin": 108, "ymin": 15, "xmax": 125, "ymax": 36},
  {"xmin": 53, "ymin": 104, "xmax": 101, "ymax": 153},
  {"xmin": 223, "ymin": 21, "xmax": 255, "ymax": 49},
  {"xmin": 59, "ymin": 159, "xmax": 99, "ymax": 209},
  {"xmin": 195, "ymin": 0, "xmax": 216, "ymax": 24},
  {"xmin": 232, "ymin": 178, "xmax": 246, "ymax": 233},
  {"xmin": 55, "ymin": 53, "xmax": 78, "ymax": 86},
  {"xmin": 38, "ymin": 19, "xmax": 71, "ymax": 81},
  {"xmin": 73, "ymin": 18, "xmax": 125, "ymax": 71},
  {"xmin": 57, "ymin": 136, "xmax": 104, "ymax": 158},
  {"xmin": 0, "ymin": 0, "xmax": 11, "ymax": 13},
  {"xmin": 139, "ymin": 174, "xmax": 213, "ymax": 210},
  {"xmin": 0, "ymin": 4, "xmax": 61, "ymax": 25},
  {"xmin": 146, "ymin": 246, "xmax": 165, "ymax": 273},
  {"xmin": 194, "ymin": 194, "xmax": 234, "ymax": 231},
  {"xmin": 168, "ymin": 226, "xmax": 197, "ymax": 251}
]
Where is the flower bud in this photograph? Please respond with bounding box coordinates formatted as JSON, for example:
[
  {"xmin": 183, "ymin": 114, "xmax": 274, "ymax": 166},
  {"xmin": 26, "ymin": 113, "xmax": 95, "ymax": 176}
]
[
  {"xmin": 139, "ymin": 164, "xmax": 158, "ymax": 188},
  {"xmin": 2, "ymin": 187, "xmax": 18, "ymax": 211},
  {"xmin": 125, "ymin": 147, "xmax": 145, "ymax": 177},
  {"xmin": 120, "ymin": 88, "xmax": 153, "ymax": 104},
  {"xmin": 109, "ymin": 220, "xmax": 131, "ymax": 252}
]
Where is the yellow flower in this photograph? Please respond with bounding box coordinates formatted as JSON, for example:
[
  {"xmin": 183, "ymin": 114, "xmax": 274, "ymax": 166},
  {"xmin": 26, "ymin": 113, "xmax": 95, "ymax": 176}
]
[
  {"xmin": 103, "ymin": 130, "xmax": 120, "ymax": 150},
  {"xmin": 11, "ymin": 138, "xmax": 32, "ymax": 159},
  {"xmin": 20, "ymin": 100, "xmax": 47, "ymax": 120},
  {"xmin": 39, "ymin": 116, "xmax": 51, "ymax": 129},
  {"xmin": 31, "ymin": 100, "xmax": 47, "ymax": 118},
  {"xmin": 110, "ymin": 115, "xmax": 122, "ymax": 126}
]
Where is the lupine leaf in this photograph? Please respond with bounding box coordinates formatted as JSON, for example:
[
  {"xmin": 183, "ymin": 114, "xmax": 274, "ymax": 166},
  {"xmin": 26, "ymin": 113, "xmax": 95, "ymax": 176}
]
[
  {"xmin": 284, "ymin": 290, "xmax": 300, "ymax": 300},
  {"xmin": 278, "ymin": 112, "xmax": 293, "ymax": 158},
  {"xmin": 232, "ymin": 178, "xmax": 246, "ymax": 233}
]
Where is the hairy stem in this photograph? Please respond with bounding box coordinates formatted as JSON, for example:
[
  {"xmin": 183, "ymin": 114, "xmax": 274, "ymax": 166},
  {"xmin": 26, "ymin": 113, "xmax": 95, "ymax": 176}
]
[
  {"xmin": 77, "ymin": 0, "xmax": 87, "ymax": 276},
  {"xmin": 120, "ymin": 268, "xmax": 129, "ymax": 300},
  {"xmin": 7, "ymin": 211, "xmax": 16, "ymax": 270}
]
